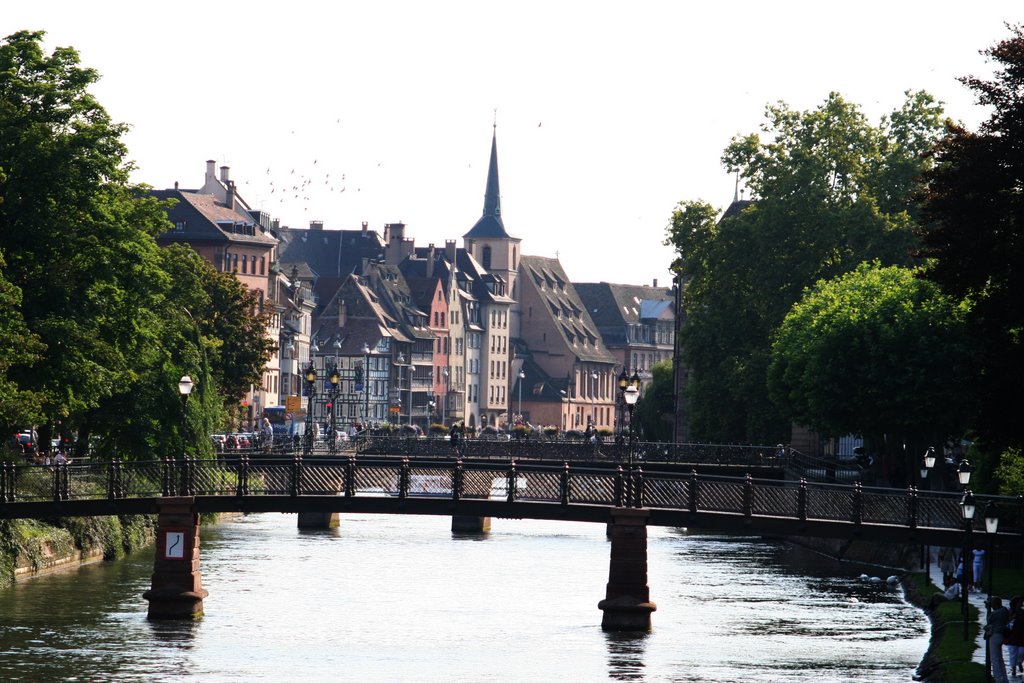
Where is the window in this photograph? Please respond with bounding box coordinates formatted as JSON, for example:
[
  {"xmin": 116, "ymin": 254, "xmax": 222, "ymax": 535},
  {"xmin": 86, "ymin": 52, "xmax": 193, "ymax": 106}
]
[
  {"xmin": 482, "ymin": 245, "xmax": 492, "ymax": 269},
  {"xmin": 251, "ymin": 255, "xmax": 257, "ymax": 273},
  {"xmin": 174, "ymin": 220, "xmax": 186, "ymax": 232},
  {"xmin": 440, "ymin": 312, "xmax": 445, "ymax": 327},
  {"xmin": 260, "ymin": 256, "xmax": 266, "ymax": 275}
]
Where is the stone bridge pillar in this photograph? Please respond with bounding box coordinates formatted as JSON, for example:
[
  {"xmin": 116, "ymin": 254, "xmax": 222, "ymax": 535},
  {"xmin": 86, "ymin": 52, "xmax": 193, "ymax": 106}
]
[
  {"xmin": 143, "ymin": 496, "xmax": 208, "ymax": 619},
  {"xmin": 598, "ymin": 507, "xmax": 657, "ymax": 631}
]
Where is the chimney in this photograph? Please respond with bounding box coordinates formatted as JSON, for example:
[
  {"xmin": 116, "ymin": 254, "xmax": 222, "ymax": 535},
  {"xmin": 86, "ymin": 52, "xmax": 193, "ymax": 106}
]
[
  {"xmin": 653, "ymin": 278, "xmax": 658, "ymax": 288},
  {"xmin": 220, "ymin": 165, "xmax": 230, "ymax": 183},
  {"xmin": 206, "ymin": 160, "xmax": 216, "ymax": 181},
  {"xmin": 426, "ymin": 243, "xmax": 435, "ymax": 279},
  {"xmin": 174, "ymin": 181, "xmax": 179, "ymax": 190},
  {"xmin": 225, "ymin": 180, "xmax": 235, "ymax": 210},
  {"xmin": 445, "ymin": 240, "xmax": 457, "ymax": 266},
  {"xmin": 361, "ymin": 221, "xmax": 368, "ymax": 238},
  {"xmin": 310, "ymin": 220, "xmax": 324, "ymax": 231}
]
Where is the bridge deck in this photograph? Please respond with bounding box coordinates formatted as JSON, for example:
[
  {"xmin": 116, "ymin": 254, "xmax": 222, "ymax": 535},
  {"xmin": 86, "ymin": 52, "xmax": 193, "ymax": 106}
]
[{"xmin": 2, "ymin": 455, "xmax": 1019, "ymax": 549}]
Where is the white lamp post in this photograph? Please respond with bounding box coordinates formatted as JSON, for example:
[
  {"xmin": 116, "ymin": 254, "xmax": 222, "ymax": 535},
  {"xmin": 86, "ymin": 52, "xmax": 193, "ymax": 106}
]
[{"xmin": 178, "ymin": 375, "xmax": 194, "ymax": 459}]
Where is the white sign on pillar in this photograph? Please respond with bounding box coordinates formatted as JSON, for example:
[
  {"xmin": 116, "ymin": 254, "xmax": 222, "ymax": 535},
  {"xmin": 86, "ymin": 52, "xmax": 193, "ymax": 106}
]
[{"xmin": 163, "ymin": 529, "xmax": 186, "ymax": 560}]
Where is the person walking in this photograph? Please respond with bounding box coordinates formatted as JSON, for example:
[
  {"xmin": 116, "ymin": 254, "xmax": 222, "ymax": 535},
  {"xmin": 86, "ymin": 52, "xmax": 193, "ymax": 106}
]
[
  {"xmin": 986, "ymin": 595, "xmax": 1011, "ymax": 683},
  {"xmin": 1004, "ymin": 595, "xmax": 1024, "ymax": 677},
  {"xmin": 939, "ymin": 547, "xmax": 957, "ymax": 588},
  {"xmin": 974, "ymin": 548, "xmax": 987, "ymax": 592}
]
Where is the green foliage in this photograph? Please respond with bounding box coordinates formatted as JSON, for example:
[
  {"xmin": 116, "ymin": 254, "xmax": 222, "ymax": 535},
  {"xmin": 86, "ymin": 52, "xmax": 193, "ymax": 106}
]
[
  {"xmin": 667, "ymin": 91, "xmax": 946, "ymax": 443},
  {"xmin": 0, "ymin": 32, "xmax": 270, "ymax": 460},
  {"xmin": 768, "ymin": 263, "xmax": 973, "ymax": 447},
  {"xmin": 634, "ymin": 360, "xmax": 674, "ymax": 442},
  {"xmin": 993, "ymin": 448, "xmax": 1024, "ymax": 496},
  {"xmin": 918, "ymin": 25, "xmax": 1024, "ymax": 453}
]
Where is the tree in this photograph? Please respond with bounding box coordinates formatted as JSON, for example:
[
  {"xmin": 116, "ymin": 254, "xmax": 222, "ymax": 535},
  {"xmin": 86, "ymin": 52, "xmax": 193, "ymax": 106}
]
[
  {"xmin": 768, "ymin": 263, "xmax": 973, "ymax": 483},
  {"xmin": 0, "ymin": 31, "xmax": 270, "ymax": 458},
  {"xmin": 918, "ymin": 25, "xmax": 1024, "ymax": 452},
  {"xmin": 666, "ymin": 91, "xmax": 947, "ymax": 444},
  {"xmin": 633, "ymin": 360, "xmax": 674, "ymax": 442},
  {"xmin": 0, "ymin": 251, "xmax": 45, "ymax": 432}
]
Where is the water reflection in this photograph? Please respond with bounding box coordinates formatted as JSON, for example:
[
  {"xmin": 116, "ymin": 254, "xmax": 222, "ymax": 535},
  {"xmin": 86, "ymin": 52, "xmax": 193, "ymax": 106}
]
[{"xmin": 604, "ymin": 631, "xmax": 649, "ymax": 681}]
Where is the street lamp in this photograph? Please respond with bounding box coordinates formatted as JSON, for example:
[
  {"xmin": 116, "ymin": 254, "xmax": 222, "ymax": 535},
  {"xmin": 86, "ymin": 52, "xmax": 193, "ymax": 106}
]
[
  {"xmin": 919, "ymin": 448, "xmax": 936, "ymax": 573},
  {"xmin": 590, "ymin": 371, "xmax": 598, "ymax": 428},
  {"xmin": 984, "ymin": 500, "xmax": 1000, "ymax": 680},
  {"xmin": 958, "ymin": 459, "xmax": 973, "ymax": 487},
  {"xmin": 328, "ymin": 363, "xmax": 340, "ymax": 454},
  {"xmin": 442, "ymin": 366, "xmax": 449, "ymax": 424},
  {"xmin": 178, "ymin": 375, "xmax": 194, "ymax": 458},
  {"xmin": 617, "ymin": 369, "xmax": 629, "ymax": 441},
  {"xmin": 303, "ymin": 363, "xmax": 317, "ymax": 455},
  {"xmin": 623, "ymin": 381, "xmax": 640, "ymax": 507},
  {"xmin": 518, "ymin": 369, "xmax": 525, "ymax": 425},
  {"xmin": 961, "ymin": 489, "xmax": 977, "ymax": 640}
]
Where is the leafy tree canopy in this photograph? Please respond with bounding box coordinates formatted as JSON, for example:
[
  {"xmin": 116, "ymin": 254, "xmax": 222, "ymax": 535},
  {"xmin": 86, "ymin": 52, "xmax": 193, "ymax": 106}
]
[
  {"xmin": 667, "ymin": 91, "xmax": 947, "ymax": 444},
  {"xmin": 768, "ymin": 262, "xmax": 973, "ymax": 444},
  {"xmin": 0, "ymin": 31, "xmax": 270, "ymax": 458},
  {"xmin": 918, "ymin": 24, "xmax": 1024, "ymax": 451}
]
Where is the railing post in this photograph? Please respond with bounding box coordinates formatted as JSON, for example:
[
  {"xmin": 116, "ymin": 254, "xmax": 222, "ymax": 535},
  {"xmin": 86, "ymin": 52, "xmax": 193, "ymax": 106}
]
[
  {"xmin": 743, "ymin": 473, "xmax": 754, "ymax": 517},
  {"xmin": 798, "ymin": 478, "xmax": 807, "ymax": 521},
  {"xmin": 291, "ymin": 454, "xmax": 303, "ymax": 497},
  {"xmin": 852, "ymin": 481, "xmax": 863, "ymax": 525},
  {"xmin": 907, "ymin": 486, "xmax": 918, "ymax": 529},
  {"xmin": 453, "ymin": 459, "xmax": 463, "ymax": 502},
  {"xmin": 506, "ymin": 461, "xmax": 518, "ymax": 503},
  {"xmin": 107, "ymin": 460, "xmax": 121, "ymax": 500},
  {"xmin": 181, "ymin": 456, "xmax": 195, "ymax": 497},
  {"xmin": 0, "ymin": 461, "xmax": 10, "ymax": 502},
  {"xmin": 345, "ymin": 455, "xmax": 356, "ymax": 498},
  {"xmin": 163, "ymin": 457, "xmax": 176, "ymax": 497},
  {"xmin": 399, "ymin": 457, "xmax": 410, "ymax": 499},
  {"xmin": 688, "ymin": 469, "xmax": 699, "ymax": 513},
  {"xmin": 560, "ymin": 462, "xmax": 570, "ymax": 506},
  {"xmin": 634, "ymin": 467, "xmax": 645, "ymax": 508},
  {"xmin": 236, "ymin": 455, "xmax": 249, "ymax": 497},
  {"xmin": 613, "ymin": 466, "xmax": 624, "ymax": 507}
]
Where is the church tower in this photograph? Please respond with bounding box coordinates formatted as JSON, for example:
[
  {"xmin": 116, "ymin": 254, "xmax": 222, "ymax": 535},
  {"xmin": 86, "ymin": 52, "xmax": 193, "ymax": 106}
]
[{"xmin": 463, "ymin": 124, "xmax": 521, "ymax": 304}]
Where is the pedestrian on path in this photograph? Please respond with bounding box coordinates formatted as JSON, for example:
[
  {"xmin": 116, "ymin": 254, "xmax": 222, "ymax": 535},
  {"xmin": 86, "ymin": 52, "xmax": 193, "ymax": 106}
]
[
  {"xmin": 939, "ymin": 547, "xmax": 957, "ymax": 588},
  {"xmin": 1004, "ymin": 595, "xmax": 1024, "ymax": 677},
  {"xmin": 985, "ymin": 595, "xmax": 1011, "ymax": 683},
  {"xmin": 974, "ymin": 548, "xmax": 987, "ymax": 592}
]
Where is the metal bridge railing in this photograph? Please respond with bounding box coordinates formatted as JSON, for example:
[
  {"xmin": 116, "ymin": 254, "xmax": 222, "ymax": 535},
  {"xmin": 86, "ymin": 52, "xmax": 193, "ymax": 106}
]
[{"xmin": 3, "ymin": 457, "xmax": 1021, "ymax": 539}]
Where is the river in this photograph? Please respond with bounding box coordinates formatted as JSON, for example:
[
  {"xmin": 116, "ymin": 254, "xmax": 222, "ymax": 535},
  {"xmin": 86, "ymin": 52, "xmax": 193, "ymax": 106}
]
[{"xmin": 0, "ymin": 513, "xmax": 929, "ymax": 682}]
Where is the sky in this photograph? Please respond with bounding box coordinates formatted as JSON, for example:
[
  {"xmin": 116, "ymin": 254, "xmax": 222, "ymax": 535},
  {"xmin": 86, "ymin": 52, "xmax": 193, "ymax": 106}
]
[{"xmin": 3, "ymin": 3, "xmax": 1021, "ymax": 287}]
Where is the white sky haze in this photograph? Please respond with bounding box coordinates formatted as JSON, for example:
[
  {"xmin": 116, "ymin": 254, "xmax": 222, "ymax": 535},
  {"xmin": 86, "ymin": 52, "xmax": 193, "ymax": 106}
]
[{"xmin": 4, "ymin": 2, "xmax": 1021, "ymax": 286}]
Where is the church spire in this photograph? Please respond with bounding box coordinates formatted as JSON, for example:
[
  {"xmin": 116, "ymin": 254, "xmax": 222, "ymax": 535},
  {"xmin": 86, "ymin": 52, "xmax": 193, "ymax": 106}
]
[
  {"xmin": 482, "ymin": 123, "xmax": 501, "ymax": 217},
  {"xmin": 464, "ymin": 123, "xmax": 513, "ymax": 239}
]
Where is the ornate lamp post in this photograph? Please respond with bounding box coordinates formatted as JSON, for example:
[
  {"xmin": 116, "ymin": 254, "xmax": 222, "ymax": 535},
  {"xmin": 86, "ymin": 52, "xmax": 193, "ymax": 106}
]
[
  {"xmin": 960, "ymin": 486, "xmax": 976, "ymax": 641},
  {"xmin": 617, "ymin": 369, "xmax": 629, "ymax": 442},
  {"xmin": 328, "ymin": 364, "xmax": 340, "ymax": 454},
  {"xmin": 303, "ymin": 363, "xmax": 317, "ymax": 455},
  {"xmin": 984, "ymin": 500, "xmax": 1000, "ymax": 681},
  {"xmin": 518, "ymin": 369, "xmax": 525, "ymax": 424},
  {"xmin": 441, "ymin": 366, "xmax": 449, "ymax": 424},
  {"xmin": 623, "ymin": 381, "xmax": 640, "ymax": 507},
  {"xmin": 360, "ymin": 343, "xmax": 370, "ymax": 429},
  {"xmin": 178, "ymin": 375, "xmax": 194, "ymax": 459},
  {"xmin": 920, "ymin": 447, "xmax": 936, "ymax": 572}
]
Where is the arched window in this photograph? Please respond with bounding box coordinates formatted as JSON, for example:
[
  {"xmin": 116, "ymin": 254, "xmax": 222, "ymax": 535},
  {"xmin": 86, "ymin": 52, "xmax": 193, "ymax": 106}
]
[{"xmin": 482, "ymin": 245, "xmax": 492, "ymax": 269}]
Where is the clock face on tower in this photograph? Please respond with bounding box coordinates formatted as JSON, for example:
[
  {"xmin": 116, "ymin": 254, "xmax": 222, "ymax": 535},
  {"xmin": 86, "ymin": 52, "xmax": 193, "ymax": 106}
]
[{"xmin": 163, "ymin": 530, "xmax": 186, "ymax": 560}]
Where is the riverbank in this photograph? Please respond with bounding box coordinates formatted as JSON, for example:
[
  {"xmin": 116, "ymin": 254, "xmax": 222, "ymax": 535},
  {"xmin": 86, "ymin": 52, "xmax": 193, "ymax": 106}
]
[{"xmin": 0, "ymin": 515, "xmax": 158, "ymax": 588}]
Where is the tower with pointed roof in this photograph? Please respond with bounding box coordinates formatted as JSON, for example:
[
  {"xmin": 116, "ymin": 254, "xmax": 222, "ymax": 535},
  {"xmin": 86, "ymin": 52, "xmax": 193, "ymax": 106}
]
[{"xmin": 463, "ymin": 124, "xmax": 522, "ymax": 310}]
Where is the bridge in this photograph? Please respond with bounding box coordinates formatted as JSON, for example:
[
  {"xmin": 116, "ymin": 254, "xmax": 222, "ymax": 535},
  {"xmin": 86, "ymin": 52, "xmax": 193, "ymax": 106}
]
[{"xmin": 2, "ymin": 441, "xmax": 1018, "ymax": 630}]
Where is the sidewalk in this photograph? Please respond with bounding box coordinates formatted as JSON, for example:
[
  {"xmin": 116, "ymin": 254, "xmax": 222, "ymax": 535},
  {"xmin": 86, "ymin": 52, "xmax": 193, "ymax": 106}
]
[{"xmin": 925, "ymin": 548, "xmax": 990, "ymax": 667}]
